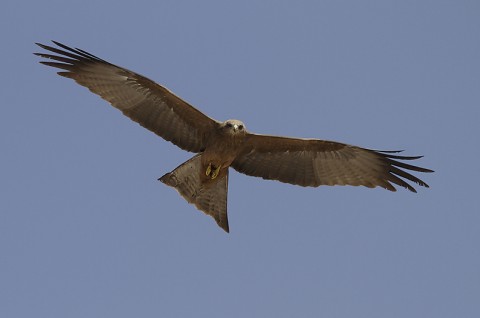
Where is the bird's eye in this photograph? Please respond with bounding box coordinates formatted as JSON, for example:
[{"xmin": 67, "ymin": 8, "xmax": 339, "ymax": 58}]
[
  {"xmin": 226, "ymin": 122, "xmax": 233, "ymax": 128},
  {"xmin": 238, "ymin": 125, "xmax": 244, "ymax": 130}
]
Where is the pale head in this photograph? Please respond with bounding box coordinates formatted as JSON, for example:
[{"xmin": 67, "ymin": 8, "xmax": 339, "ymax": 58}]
[{"xmin": 220, "ymin": 119, "xmax": 246, "ymax": 135}]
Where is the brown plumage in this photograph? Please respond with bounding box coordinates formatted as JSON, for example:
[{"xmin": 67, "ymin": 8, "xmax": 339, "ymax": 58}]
[{"xmin": 35, "ymin": 41, "xmax": 433, "ymax": 233}]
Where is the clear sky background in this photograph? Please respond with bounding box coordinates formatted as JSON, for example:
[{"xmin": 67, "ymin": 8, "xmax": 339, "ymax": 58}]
[{"xmin": 1, "ymin": 1, "xmax": 479, "ymax": 317}]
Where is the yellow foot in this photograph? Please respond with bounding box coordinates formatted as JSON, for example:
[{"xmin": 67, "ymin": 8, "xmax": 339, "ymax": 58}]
[
  {"xmin": 206, "ymin": 163, "xmax": 222, "ymax": 179},
  {"xmin": 211, "ymin": 165, "xmax": 221, "ymax": 179}
]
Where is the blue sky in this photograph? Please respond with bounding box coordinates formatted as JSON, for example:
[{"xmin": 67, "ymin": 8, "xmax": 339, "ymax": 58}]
[{"xmin": 1, "ymin": 0, "xmax": 479, "ymax": 317}]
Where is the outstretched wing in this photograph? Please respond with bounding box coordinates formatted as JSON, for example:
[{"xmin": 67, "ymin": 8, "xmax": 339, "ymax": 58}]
[
  {"xmin": 232, "ymin": 134, "xmax": 433, "ymax": 192},
  {"xmin": 35, "ymin": 41, "xmax": 218, "ymax": 153}
]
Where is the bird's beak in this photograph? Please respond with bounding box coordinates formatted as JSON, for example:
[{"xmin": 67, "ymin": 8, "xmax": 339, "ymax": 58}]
[{"xmin": 233, "ymin": 124, "xmax": 239, "ymax": 131}]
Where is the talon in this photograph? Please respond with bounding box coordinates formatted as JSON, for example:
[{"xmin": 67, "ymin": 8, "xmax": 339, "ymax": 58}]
[
  {"xmin": 211, "ymin": 165, "xmax": 221, "ymax": 179},
  {"xmin": 206, "ymin": 163, "xmax": 212, "ymax": 177}
]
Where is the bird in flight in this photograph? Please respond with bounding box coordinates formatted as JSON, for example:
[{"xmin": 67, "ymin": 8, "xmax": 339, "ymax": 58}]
[{"xmin": 35, "ymin": 41, "xmax": 433, "ymax": 233}]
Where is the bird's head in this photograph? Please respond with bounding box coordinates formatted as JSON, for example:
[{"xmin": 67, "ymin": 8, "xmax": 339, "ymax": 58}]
[{"xmin": 220, "ymin": 119, "xmax": 246, "ymax": 135}]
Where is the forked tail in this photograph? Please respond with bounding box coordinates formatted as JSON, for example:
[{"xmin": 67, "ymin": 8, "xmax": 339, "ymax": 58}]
[{"xmin": 159, "ymin": 154, "xmax": 230, "ymax": 232}]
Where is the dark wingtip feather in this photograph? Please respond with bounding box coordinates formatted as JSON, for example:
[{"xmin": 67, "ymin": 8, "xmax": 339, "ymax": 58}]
[
  {"xmin": 35, "ymin": 42, "xmax": 49, "ymax": 49},
  {"xmin": 387, "ymin": 154, "xmax": 424, "ymax": 160},
  {"xmin": 369, "ymin": 148, "xmax": 433, "ymax": 192},
  {"xmin": 51, "ymin": 40, "xmax": 77, "ymax": 53},
  {"xmin": 35, "ymin": 41, "xmax": 107, "ymax": 67},
  {"xmin": 377, "ymin": 149, "xmax": 405, "ymax": 154}
]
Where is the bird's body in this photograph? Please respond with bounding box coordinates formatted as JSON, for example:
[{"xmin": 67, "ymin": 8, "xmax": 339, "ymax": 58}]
[
  {"xmin": 201, "ymin": 120, "xmax": 247, "ymax": 180},
  {"xmin": 35, "ymin": 41, "xmax": 433, "ymax": 232}
]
